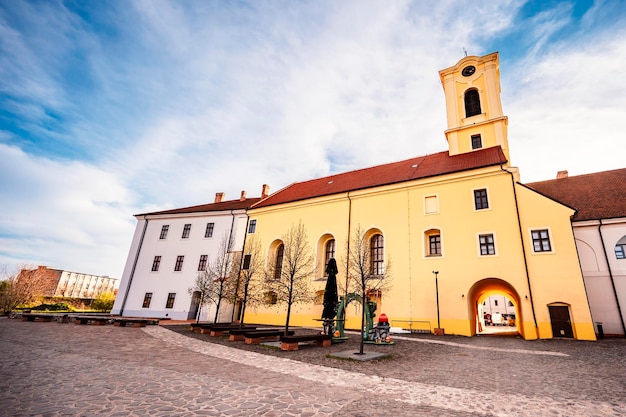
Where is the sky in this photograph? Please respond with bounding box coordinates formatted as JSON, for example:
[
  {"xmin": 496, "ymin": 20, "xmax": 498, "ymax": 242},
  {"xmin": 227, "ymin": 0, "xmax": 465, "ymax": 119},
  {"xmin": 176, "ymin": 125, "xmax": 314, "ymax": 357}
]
[{"xmin": 1, "ymin": 0, "xmax": 625, "ymax": 279}]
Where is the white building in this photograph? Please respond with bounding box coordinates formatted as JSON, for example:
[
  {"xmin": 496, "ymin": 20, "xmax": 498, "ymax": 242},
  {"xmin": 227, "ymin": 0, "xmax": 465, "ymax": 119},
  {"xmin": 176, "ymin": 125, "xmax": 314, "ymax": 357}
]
[
  {"xmin": 529, "ymin": 169, "xmax": 626, "ymax": 337},
  {"xmin": 111, "ymin": 189, "xmax": 265, "ymax": 321}
]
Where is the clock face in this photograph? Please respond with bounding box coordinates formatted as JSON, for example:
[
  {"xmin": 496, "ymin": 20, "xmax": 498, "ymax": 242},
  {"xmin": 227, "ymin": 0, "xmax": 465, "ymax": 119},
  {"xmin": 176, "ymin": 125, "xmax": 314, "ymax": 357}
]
[{"xmin": 462, "ymin": 65, "xmax": 476, "ymax": 77}]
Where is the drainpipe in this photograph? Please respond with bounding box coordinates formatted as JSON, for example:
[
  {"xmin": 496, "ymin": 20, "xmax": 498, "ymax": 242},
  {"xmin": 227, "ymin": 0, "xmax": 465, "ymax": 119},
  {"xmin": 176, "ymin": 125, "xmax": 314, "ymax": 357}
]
[
  {"xmin": 345, "ymin": 192, "xmax": 352, "ymax": 301},
  {"xmin": 233, "ymin": 212, "xmax": 253, "ymax": 323},
  {"xmin": 119, "ymin": 216, "xmax": 149, "ymax": 316},
  {"xmin": 598, "ymin": 221, "xmax": 626, "ymax": 336},
  {"xmin": 501, "ymin": 166, "xmax": 539, "ymax": 333}
]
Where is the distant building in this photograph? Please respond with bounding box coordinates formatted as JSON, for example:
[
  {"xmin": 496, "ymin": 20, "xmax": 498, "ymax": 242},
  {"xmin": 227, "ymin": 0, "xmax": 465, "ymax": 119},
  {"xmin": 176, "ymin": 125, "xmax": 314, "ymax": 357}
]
[
  {"xmin": 111, "ymin": 190, "xmax": 265, "ymax": 321},
  {"xmin": 528, "ymin": 169, "xmax": 626, "ymax": 337},
  {"xmin": 17, "ymin": 266, "xmax": 118, "ymax": 299}
]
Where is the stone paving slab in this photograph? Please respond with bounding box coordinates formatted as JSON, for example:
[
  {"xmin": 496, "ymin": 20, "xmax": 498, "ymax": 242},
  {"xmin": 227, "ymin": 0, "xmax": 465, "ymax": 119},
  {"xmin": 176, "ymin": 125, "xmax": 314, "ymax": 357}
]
[{"xmin": 1, "ymin": 318, "xmax": 625, "ymax": 416}]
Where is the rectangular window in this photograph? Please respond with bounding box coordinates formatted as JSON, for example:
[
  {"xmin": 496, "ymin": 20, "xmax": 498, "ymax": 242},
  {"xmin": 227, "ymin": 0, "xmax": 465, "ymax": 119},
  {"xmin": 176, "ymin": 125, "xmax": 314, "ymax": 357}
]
[
  {"xmin": 471, "ymin": 134, "xmax": 482, "ymax": 150},
  {"xmin": 242, "ymin": 254, "xmax": 252, "ymax": 270},
  {"xmin": 151, "ymin": 256, "xmax": 161, "ymax": 272},
  {"xmin": 159, "ymin": 225, "xmax": 169, "ymax": 239},
  {"xmin": 248, "ymin": 219, "xmax": 257, "ymax": 234},
  {"xmin": 425, "ymin": 195, "xmax": 439, "ymax": 214},
  {"xmin": 474, "ymin": 189, "xmax": 489, "ymax": 210},
  {"xmin": 174, "ymin": 255, "xmax": 184, "ymax": 271},
  {"xmin": 142, "ymin": 293, "xmax": 152, "ymax": 308},
  {"xmin": 531, "ymin": 229, "xmax": 552, "ymax": 252},
  {"xmin": 165, "ymin": 293, "xmax": 176, "ymax": 309},
  {"xmin": 205, "ymin": 222, "xmax": 215, "ymax": 238},
  {"xmin": 479, "ymin": 234, "xmax": 496, "ymax": 255},
  {"xmin": 197, "ymin": 255, "xmax": 208, "ymax": 271},
  {"xmin": 429, "ymin": 235, "xmax": 441, "ymax": 256},
  {"xmin": 494, "ymin": 299, "xmax": 499, "ymax": 306},
  {"xmin": 616, "ymin": 245, "xmax": 625, "ymax": 259},
  {"xmin": 182, "ymin": 224, "xmax": 191, "ymax": 239}
]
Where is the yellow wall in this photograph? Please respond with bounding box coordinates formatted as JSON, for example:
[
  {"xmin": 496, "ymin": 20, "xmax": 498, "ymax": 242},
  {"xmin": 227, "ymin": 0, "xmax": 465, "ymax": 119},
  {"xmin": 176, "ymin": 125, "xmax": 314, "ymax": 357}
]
[{"xmin": 243, "ymin": 165, "xmax": 595, "ymax": 340}]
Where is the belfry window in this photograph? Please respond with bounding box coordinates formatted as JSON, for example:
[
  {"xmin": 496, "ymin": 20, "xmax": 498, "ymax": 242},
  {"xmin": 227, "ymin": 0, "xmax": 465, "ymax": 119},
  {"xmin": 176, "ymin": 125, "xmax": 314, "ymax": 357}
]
[
  {"xmin": 465, "ymin": 89, "xmax": 481, "ymax": 117},
  {"xmin": 471, "ymin": 134, "xmax": 482, "ymax": 150}
]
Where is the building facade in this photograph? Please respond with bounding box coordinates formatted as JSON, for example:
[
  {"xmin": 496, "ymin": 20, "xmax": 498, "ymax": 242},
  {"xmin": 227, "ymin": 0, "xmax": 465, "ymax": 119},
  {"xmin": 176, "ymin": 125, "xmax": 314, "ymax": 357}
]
[
  {"xmin": 528, "ymin": 169, "xmax": 626, "ymax": 337},
  {"xmin": 111, "ymin": 191, "xmax": 263, "ymax": 321},
  {"xmin": 242, "ymin": 53, "xmax": 596, "ymax": 340}
]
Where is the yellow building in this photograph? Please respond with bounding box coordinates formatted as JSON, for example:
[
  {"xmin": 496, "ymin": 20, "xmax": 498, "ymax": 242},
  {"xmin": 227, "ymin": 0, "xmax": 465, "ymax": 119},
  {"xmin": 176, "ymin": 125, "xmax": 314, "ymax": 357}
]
[{"xmin": 243, "ymin": 52, "xmax": 595, "ymax": 341}]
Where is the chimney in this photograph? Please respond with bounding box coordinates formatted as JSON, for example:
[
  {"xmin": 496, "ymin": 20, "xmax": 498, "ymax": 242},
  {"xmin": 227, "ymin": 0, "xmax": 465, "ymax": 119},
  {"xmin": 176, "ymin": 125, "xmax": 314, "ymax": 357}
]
[
  {"xmin": 556, "ymin": 170, "xmax": 568, "ymax": 179},
  {"xmin": 261, "ymin": 184, "xmax": 270, "ymax": 199},
  {"xmin": 240, "ymin": 190, "xmax": 247, "ymax": 201},
  {"xmin": 214, "ymin": 192, "xmax": 225, "ymax": 203}
]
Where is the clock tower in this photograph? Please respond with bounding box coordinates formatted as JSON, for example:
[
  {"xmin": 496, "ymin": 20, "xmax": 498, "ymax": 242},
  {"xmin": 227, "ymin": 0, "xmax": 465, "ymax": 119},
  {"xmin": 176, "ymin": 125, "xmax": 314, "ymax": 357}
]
[{"xmin": 439, "ymin": 52, "xmax": 510, "ymax": 162}]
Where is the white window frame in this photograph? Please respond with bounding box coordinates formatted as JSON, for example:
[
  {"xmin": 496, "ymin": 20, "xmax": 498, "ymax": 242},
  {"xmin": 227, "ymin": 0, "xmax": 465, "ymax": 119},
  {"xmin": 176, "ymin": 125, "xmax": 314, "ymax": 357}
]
[
  {"xmin": 529, "ymin": 227, "xmax": 555, "ymax": 254},
  {"xmin": 477, "ymin": 232, "xmax": 498, "ymax": 257},
  {"xmin": 472, "ymin": 187, "xmax": 491, "ymax": 212}
]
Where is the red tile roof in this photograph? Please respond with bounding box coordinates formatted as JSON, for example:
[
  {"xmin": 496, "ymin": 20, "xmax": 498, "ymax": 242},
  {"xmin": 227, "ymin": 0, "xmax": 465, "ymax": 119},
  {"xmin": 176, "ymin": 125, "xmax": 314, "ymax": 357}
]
[
  {"xmin": 526, "ymin": 168, "xmax": 626, "ymax": 221},
  {"xmin": 136, "ymin": 198, "xmax": 262, "ymax": 217},
  {"xmin": 253, "ymin": 147, "xmax": 508, "ymax": 209}
]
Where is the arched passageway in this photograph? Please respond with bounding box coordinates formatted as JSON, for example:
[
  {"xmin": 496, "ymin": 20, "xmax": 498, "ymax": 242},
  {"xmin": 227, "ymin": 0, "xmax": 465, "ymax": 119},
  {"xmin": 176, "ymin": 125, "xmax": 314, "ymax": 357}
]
[{"xmin": 467, "ymin": 278, "xmax": 523, "ymax": 338}]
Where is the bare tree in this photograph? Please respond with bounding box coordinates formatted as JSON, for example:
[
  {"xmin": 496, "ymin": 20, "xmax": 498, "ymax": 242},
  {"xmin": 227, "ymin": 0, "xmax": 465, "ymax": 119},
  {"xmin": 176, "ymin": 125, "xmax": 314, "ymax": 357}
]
[
  {"xmin": 345, "ymin": 225, "xmax": 392, "ymax": 354},
  {"xmin": 205, "ymin": 233, "xmax": 240, "ymax": 323},
  {"xmin": 266, "ymin": 221, "xmax": 314, "ymax": 335},
  {"xmin": 187, "ymin": 269, "xmax": 214, "ymax": 323},
  {"xmin": 232, "ymin": 235, "xmax": 264, "ymax": 327},
  {"xmin": 0, "ymin": 264, "xmax": 47, "ymax": 315}
]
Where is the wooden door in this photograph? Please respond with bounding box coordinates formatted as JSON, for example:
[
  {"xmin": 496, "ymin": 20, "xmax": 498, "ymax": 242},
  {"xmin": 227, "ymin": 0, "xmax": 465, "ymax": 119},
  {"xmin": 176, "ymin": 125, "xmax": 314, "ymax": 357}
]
[{"xmin": 548, "ymin": 305, "xmax": 573, "ymax": 338}]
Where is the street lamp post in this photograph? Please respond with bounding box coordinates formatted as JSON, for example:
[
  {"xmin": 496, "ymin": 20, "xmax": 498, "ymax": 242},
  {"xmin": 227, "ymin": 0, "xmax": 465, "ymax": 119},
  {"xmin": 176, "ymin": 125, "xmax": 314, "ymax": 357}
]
[{"xmin": 433, "ymin": 270, "xmax": 444, "ymax": 335}]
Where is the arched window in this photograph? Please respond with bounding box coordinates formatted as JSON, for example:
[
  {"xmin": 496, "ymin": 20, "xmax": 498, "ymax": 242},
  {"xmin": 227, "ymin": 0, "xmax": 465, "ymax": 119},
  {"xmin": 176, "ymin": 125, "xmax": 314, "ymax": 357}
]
[
  {"xmin": 274, "ymin": 243, "xmax": 284, "ymax": 280},
  {"xmin": 264, "ymin": 291, "xmax": 278, "ymax": 305},
  {"xmin": 314, "ymin": 290, "xmax": 325, "ymax": 305},
  {"xmin": 425, "ymin": 229, "xmax": 442, "ymax": 257},
  {"xmin": 324, "ymin": 239, "xmax": 336, "ymax": 274},
  {"xmin": 370, "ymin": 234, "xmax": 384, "ymax": 275},
  {"xmin": 616, "ymin": 236, "xmax": 626, "ymax": 259},
  {"xmin": 464, "ymin": 89, "xmax": 481, "ymax": 117}
]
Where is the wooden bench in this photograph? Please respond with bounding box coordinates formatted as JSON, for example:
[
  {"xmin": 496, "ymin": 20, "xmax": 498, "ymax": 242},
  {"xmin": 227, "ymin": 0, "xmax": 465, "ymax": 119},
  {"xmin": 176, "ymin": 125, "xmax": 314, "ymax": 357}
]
[
  {"xmin": 204, "ymin": 325, "xmax": 256, "ymax": 337},
  {"xmin": 21, "ymin": 313, "xmax": 56, "ymax": 322},
  {"xmin": 112, "ymin": 318, "xmax": 151, "ymax": 328},
  {"xmin": 280, "ymin": 334, "xmax": 333, "ymax": 351},
  {"xmin": 190, "ymin": 322, "xmax": 215, "ymax": 332},
  {"xmin": 243, "ymin": 330, "xmax": 294, "ymax": 344},
  {"xmin": 71, "ymin": 315, "xmax": 111, "ymax": 325},
  {"xmin": 196, "ymin": 323, "xmax": 232, "ymax": 335}
]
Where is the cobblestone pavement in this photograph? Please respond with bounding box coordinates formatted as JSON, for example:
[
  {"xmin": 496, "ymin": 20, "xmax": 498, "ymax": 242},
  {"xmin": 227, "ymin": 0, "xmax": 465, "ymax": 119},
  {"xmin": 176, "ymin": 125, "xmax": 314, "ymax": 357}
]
[{"xmin": 0, "ymin": 318, "xmax": 624, "ymax": 416}]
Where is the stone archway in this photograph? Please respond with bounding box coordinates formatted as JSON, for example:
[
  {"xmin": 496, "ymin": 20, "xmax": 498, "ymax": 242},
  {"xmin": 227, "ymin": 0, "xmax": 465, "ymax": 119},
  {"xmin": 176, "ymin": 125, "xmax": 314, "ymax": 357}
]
[{"xmin": 467, "ymin": 278, "xmax": 523, "ymax": 338}]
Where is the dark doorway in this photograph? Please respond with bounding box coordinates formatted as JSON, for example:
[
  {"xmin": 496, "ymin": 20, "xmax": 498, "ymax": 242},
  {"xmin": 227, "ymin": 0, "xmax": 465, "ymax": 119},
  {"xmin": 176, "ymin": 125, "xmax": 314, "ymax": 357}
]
[
  {"xmin": 188, "ymin": 291, "xmax": 201, "ymax": 320},
  {"xmin": 549, "ymin": 305, "xmax": 573, "ymax": 338}
]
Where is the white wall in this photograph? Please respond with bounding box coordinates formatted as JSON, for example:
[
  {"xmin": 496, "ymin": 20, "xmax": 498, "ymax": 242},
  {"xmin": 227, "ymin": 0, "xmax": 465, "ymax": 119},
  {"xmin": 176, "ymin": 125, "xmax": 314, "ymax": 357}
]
[
  {"xmin": 574, "ymin": 219, "xmax": 626, "ymax": 336},
  {"xmin": 112, "ymin": 210, "xmax": 249, "ymax": 321}
]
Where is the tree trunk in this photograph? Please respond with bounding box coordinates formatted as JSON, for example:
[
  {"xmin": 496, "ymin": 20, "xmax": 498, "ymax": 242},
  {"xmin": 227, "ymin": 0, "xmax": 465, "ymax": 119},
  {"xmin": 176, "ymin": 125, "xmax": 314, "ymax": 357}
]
[
  {"xmin": 214, "ymin": 297, "xmax": 221, "ymax": 323},
  {"xmin": 359, "ymin": 285, "xmax": 366, "ymax": 354}
]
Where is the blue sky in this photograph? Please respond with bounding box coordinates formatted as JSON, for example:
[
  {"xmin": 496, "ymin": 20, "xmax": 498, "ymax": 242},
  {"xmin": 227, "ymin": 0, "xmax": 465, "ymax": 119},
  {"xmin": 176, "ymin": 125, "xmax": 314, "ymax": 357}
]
[{"xmin": 1, "ymin": 0, "xmax": 625, "ymax": 279}]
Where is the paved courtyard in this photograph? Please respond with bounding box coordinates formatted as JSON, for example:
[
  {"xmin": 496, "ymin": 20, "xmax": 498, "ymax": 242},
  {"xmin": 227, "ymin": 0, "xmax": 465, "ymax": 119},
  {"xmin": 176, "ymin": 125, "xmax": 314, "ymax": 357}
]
[{"xmin": 0, "ymin": 318, "xmax": 624, "ymax": 416}]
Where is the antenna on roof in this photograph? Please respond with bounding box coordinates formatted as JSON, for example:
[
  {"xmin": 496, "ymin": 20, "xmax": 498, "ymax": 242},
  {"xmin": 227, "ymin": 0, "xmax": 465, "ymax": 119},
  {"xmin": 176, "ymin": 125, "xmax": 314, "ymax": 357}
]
[{"xmin": 463, "ymin": 47, "xmax": 468, "ymax": 57}]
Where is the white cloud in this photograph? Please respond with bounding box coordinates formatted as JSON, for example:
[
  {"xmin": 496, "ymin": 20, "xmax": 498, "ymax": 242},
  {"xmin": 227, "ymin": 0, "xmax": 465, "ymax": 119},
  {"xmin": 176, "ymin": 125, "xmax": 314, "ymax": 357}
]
[
  {"xmin": 0, "ymin": 144, "xmax": 136, "ymax": 276},
  {"xmin": 1, "ymin": 0, "xmax": 624, "ymax": 278},
  {"xmin": 506, "ymin": 24, "xmax": 626, "ymax": 182}
]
